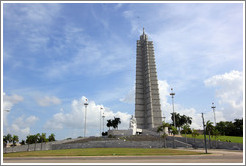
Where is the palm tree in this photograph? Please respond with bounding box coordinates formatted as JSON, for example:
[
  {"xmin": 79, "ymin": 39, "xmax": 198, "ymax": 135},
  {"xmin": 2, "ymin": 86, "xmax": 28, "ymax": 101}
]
[
  {"xmin": 39, "ymin": 133, "xmax": 48, "ymax": 150},
  {"xmin": 12, "ymin": 135, "xmax": 19, "ymax": 146},
  {"xmin": 11, "ymin": 135, "xmax": 18, "ymax": 152},
  {"xmin": 111, "ymin": 117, "xmax": 121, "ymax": 130},
  {"xmin": 157, "ymin": 122, "xmax": 170, "ymax": 148},
  {"xmin": 161, "ymin": 133, "xmax": 168, "ymax": 148},
  {"xmin": 171, "ymin": 113, "xmax": 192, "ymax": 134},
  {"xmin": 26, "ymin": 135, "xmax": 33, "ymax": 151},
  {"xmin": 48, "ymin": 133, "xmax": 56, "ymax": 142},
  {"xmin": 3, "ymin": 135, "xmax": 7, "ymax": 153},
  {"xmin": 206, "ymin": 120, "xmax": 214, "ymax": 148},
  {"xmin": 107, "ymin": 119, "xmax": 113, "ymax": 130},
  {"xmin": 6, "ymin": 133, "xmax": 12, "ymax": 145},
  {"xmin": 34, "ymin": 133, "xmax": 40, "ymax": 151},
  {"xmin": 182, "ymin": 124, "xmax": 190, "ymax": 144},
  {"xmin": 171, "ymin": 126, "xmax": 178, "ymax": 148}
]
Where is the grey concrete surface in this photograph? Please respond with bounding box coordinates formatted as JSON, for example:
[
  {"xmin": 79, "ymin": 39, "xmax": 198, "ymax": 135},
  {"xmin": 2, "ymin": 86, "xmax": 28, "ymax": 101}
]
[{"xmin": 3, "ymin": 149, "xmax": 243, "ymax": 163}]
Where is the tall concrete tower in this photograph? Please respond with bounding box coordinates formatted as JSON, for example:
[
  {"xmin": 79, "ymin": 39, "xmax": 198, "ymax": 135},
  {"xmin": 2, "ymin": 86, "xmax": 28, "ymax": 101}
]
[{"xmin": 135, "ymin": 28, "xmax": 162, "ymax": 129}]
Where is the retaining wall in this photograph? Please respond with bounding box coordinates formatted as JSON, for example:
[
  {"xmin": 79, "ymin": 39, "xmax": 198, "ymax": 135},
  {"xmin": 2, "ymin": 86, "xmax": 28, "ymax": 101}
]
[
  {"xmin": 4, "ymin": 136, "xmax": 243, "ymax": 153},
  {"xmin": 173, "ymin": 136, "xmax": 243, "ymax": 150}
]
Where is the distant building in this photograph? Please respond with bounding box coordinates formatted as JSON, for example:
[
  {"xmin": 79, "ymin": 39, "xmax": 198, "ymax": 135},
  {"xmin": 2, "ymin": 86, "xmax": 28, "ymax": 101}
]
[{"xmin": 135, "ymin": 28, "xmax": 162, "ymax": 129}]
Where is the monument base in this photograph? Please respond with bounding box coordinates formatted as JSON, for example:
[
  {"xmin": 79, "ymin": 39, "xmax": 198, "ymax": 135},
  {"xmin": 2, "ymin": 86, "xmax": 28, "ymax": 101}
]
[{"xmin": 108, "ymin": 128, "xmax": 142, "ymax": 136}]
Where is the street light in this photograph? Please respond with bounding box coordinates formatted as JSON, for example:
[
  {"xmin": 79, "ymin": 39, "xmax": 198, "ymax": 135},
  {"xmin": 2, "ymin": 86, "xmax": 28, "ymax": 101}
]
[
  {"xmin": 100, "ymin": 106, "xmax": 103, "ymax": 136},
  {"xmin": 84, "ymin": 98, "xmax": 89, "ymax": 138},
  {"xmin": 102, "ymin": 112, "xmax": 105, "ymax": 133},
  {"xmin": 211, "ymin": 102, "xmax": 216, "ymax": 126},
  {"xmin": 4, "ymin": 109, "xmax": 10, "ymax": 112},
  {"xmin": 170, "ymin": 88, "xmax": 176, "ymax": 128}
]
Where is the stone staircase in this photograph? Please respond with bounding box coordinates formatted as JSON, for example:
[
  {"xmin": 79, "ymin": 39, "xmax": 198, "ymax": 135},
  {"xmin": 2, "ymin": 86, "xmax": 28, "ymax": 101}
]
[{"xmin": 141, "ymin": 129, "xmax": 193, "ymax": 148}]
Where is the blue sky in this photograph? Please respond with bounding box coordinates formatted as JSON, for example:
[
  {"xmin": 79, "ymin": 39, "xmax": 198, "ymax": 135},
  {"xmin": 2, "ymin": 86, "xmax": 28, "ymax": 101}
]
[{"xmin": 2, "ymin": 2, "xmax": 244, "ymax": 140}]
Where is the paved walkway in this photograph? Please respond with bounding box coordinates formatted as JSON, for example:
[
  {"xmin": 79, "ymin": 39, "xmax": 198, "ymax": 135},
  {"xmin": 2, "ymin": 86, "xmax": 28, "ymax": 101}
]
[{"xmin": 3, "ymin": 149, "xmax": 243, "ymax": 163}]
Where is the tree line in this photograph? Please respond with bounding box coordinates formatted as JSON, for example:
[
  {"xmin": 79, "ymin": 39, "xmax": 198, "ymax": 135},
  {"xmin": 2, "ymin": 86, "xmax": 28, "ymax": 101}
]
[
  {"xmin": 3, "ymin": 133, "xmax": 55, "ymax": 147},
  {"xmin": 214, "ymin": 118, "xmax": 243, "ymax": 136},
  {"xmin": 157, "ymin": 113, "xmax": 243, "ymax": 148},
  {"xmin": 168, "ymin": 113, "xmax": 243, "ymax": 137}
]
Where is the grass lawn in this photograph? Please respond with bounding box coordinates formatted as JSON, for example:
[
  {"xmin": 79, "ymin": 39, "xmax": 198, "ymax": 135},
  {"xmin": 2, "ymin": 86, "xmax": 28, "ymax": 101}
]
[
  {"xmin": 3, "ymin": 148, "xmax": 203, "ymax": 157},
  {"xmin": 182, "ymin": 134, "xmax": 243, "ymax": 144}
]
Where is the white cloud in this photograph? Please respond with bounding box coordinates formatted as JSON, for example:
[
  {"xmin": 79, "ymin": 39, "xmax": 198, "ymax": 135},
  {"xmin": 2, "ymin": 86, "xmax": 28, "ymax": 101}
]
[
  {"xmin": 44, "ymin": 96, "xmax": 132, "ymax": 137},
  {"xmin": 3, "ymin": 92, "xmax": 24, "ymax": 126},
  {"xmin": 36, "ymin": 96, "xmax": 61, "ymax": 107},
  {"xmin": 3, "ymin": 92, "xmax": 39, "ymax": 140},
  {"xmin": 3, "ymin": 92, "xmax": 24, "ymax": 110},
  {"xmin": 4, "ymin": 115, "xmax": 39, "ymax": 141},
  {"xmin": 204, "ymin": 70, "xmax": 243, "ymax": 121}
]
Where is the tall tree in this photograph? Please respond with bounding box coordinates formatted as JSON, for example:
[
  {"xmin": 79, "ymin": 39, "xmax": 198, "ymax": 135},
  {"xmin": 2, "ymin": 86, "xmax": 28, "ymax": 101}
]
[
  {"xmin": 171, "ymin": 126, "xmax": 178, "ymax": 148},
  {"xmin": 48, "ymin": 133, "xmax": 56, "ymax": 142},
  {"xmin": 233, "ymin": 118, "xmax": 243, "ymax": 136},
  {"xmin": 3, "ymin": 135, "xmax": 7, "ymax": 153},
  {"xmin": 3, "ymin": 135, "xmax": 7, "ymax": 145},
  {"xmin": 6, "ymin": 133, "xmax": 12, "ymax": 144},
  {"xmin": 112, "ymin": 117, "xmax": 121, "ymax": 130},
  {"xmin": 12, "ymin": 135, "xmax": 19, "ymax": 146},
  {"xmin": 39, "ymin": 133, "xmax": 48, "ymax": 150},
  {"xmin": 182, "ymin": 124, "xmax": 190, "ymax": 144},
  {"xmin": 34, "ymin": 133, "xmax": 40, "ymax": 151},
  {"xmin": 171, "ymin": 113, "xmax": 192, "ymax": 134},
  {"xmin": 38, "ymin": 133, "xmax": 48, "ymax": 143},
  {"xmin": 106, "ymin": 119, "xmax": 113, "ymax": 130},
  {"xmin": 182, "ymin": 115, "xmax": 192, "ymax": 125},
  {"xmin": 171, "ymin": 113, "xmax": 181, "ymax": 127},
  {"xmin": 157, "ymin": 122, "xmax": 170, "ymax": 148},
  {"xmin": 215, "ymin": 121, "xmax": 226, "ymax": 135},
  {"xmin": 206, "ymin": 120, "xmax": 214, "ymax": 148},
  {"xmin": 26, "ymin": 135, "xmax": 34, "ymax": 151}
]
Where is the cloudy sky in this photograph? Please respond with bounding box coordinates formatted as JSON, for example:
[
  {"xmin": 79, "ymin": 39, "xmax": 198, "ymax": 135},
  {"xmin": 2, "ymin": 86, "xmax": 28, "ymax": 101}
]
[{"xmin": 2, "ymin": 2, "xmax": 244, "ymax": 141}]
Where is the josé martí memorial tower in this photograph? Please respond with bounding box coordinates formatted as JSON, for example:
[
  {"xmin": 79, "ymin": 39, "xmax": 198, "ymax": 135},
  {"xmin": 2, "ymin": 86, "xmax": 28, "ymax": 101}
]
[{"xmin": 135, "ymin": 28, "xmax": 162, "ymax": 129}]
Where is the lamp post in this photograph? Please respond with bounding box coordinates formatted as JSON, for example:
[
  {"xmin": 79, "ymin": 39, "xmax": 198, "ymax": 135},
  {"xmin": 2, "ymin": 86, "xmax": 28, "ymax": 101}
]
[
  {"xmin": 211, "ymin": 103, "xmax": 216, "ymax": 126},
  {"xmin": 84, "ymin": 98, "xmax": 88, "ymax": 138},
  {"xmin": 100, "ymin": 106, "xmax": 103, "ymax": 136},
  {"xmin": 170, "ymin": 88, "xmax": 176, "ymax": 128},
  {"xmin": 102, "ymin": 112, "xmax": 105, "ymax": 133}
]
